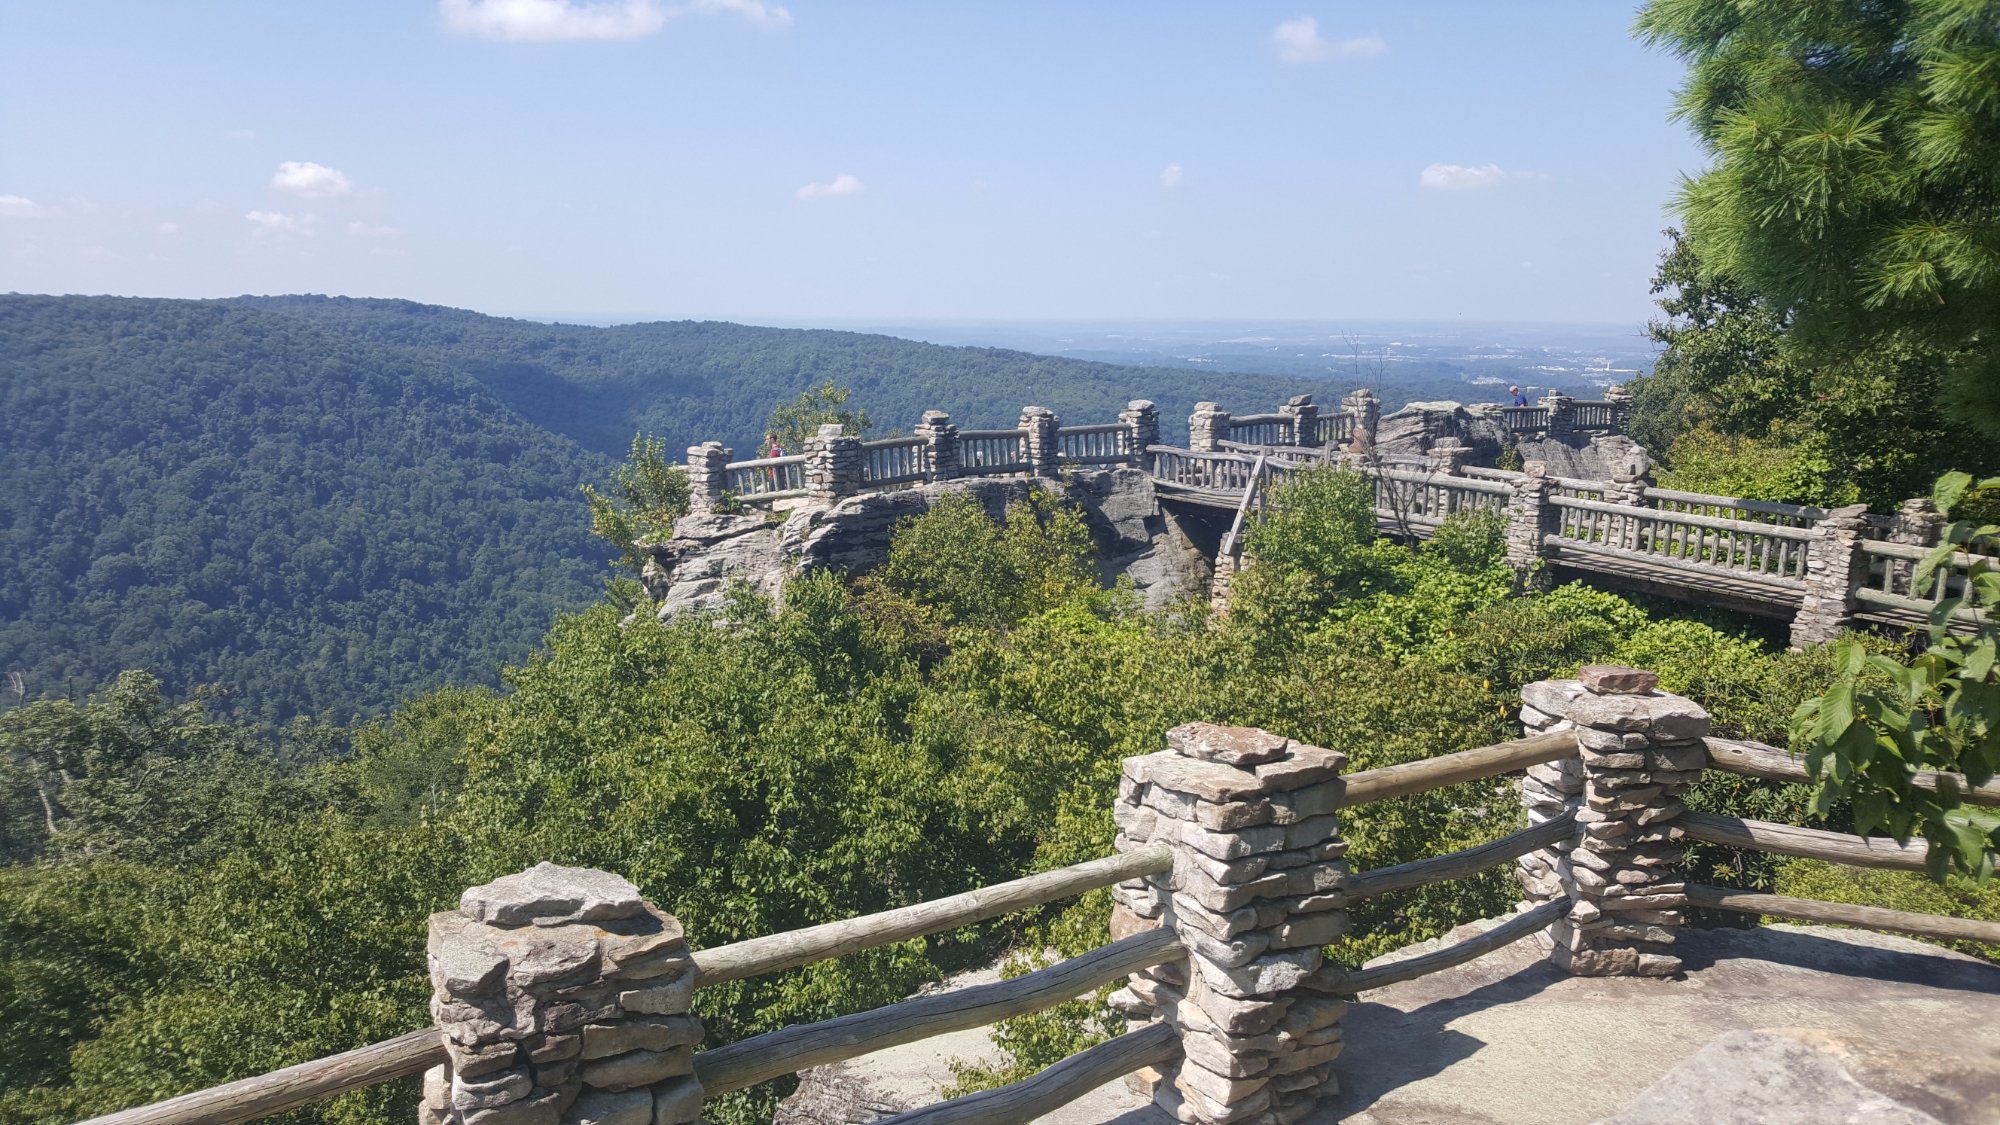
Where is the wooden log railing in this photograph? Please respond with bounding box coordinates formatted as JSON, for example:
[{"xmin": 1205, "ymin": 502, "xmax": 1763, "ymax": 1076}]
[
  {"xmin": 1703, "ymin": 737, "xmax": 2000, "ymax": 809},
  {"xmin": 1337, "ymin": 898, "xmax": 1573, "ymax": 993},
  {"xmin": 1344, "ymin": 815, "xmax": 1574, "ymax": 901},
  {"xmin": 694, "ymin": 928, "xmax": 1184, "ymax": 1095},
  {"xmin": 1336, "ymin": 730, "xmax": 1578, "ymax": 808},
  {"xmin": 1677, "ymin": 810, "xmax": 1932, "ymax": 872},
  {"xmin": 1684, "ymin": 885, "xmax": 2000, "ymax": 947},
  {"xmin": 874, "ymin": 1021, "xmax": 1181, "ymax": 1125},
  {"xmin": 72, "ymin": 1031, "xmax": 448, "ymax": 1125}
]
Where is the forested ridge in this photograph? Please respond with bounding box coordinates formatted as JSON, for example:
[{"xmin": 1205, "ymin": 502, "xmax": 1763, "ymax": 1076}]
[{"xmin": 0, "ymin": 294, "xmax": 1320, "ymax": 724}]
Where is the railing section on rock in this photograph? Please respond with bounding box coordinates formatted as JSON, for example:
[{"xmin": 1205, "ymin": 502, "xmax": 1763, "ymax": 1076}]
[{"xmin": 74, "ymin": 664, "xmax": 2000, "ymax": 1125}]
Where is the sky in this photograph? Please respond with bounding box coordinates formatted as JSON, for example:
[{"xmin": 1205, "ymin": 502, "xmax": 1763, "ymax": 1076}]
[{"xmin": 0, "ymin": 2, "xmax": 1706, "ymax": 326}]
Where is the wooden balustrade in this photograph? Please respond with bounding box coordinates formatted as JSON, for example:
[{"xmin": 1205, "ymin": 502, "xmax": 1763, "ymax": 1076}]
[
  {"xmin": 1647, "ymin": 488, "xmax": 1823, "ymax": 528},
  {"xmin": 1550, "ymin": 494, "xmax": 1812, "ymax": 585},
  {"xmin": 861, "ymin": 437, "xmax": 928, "ymax": 486},
  {"xmin": 725, "ymin": 454, "xmax": 808, "ymax": 499},
  {"xmin": 956, "ymin": 429, "xmax": 1029, "ymax": 475},
  {"xmin": 1054, "ymin": 422, "xmax": 1132, "ymax": 465}
]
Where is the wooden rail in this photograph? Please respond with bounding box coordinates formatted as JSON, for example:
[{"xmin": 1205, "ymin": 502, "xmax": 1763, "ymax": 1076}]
[
  {"xmin": 1338, "ymin": 730, "xmax": 1578, "ymax": 808},
  {"xmin": 1677, "ymin": 811, "xmax": 1932, "ymax": 872},
  {"xmin": 874, "ymin": 1021, "xmax": 1181, "ymax": 1125},
  {"xmin": 1684, "ymin": 885, "xmax": 2000, "ymax": 946},
  {"xmin": 1344, "ymin": 815, "xmax": 1574, "ymax": 900},
  {"xmin": 694, "ymin": 928, "xmax": 1184, "ymax": 1095},
  {"xmin": 1337, "ymin": 898, "xmax": 1572, "ymax": 993},
  {"xmin": 71, "ymin": 1029, "xmax": 446, "ymax": 1125},
  {"xmin": 691, "ymin": 846, "xmax": 1173, "ymax": 986},
  {"xmin": 1704, "ymin": 737, "xmax": 2000, "ymax": 808}
]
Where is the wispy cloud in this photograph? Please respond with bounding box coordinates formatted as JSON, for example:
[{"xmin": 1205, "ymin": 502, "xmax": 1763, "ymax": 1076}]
[
  {"xmin": 1271, "ymin": 17, "xmax": 1384, "ymax": 64},
  {"xmin": 795, "ymin": 174, "xmax": 863, "ymax": 201},
  {"xmin": 246, "ymin": 210, "xmax": 319, "ymax": 237},
  {"xmin": 1160, "ymin": 163, "xmax": 1184, "ymax": 189},
  {"xmin": 272, "ymin": 161, "xmax": 353, "ymax": 198},
  {"xmin": 440, "ymin": 0, "xmax": 789, "ymax": 41},
  {"xmin": 1419, "ymin": 163, "xmax": 1543, "ymax": 190},
  {"xmin": 0, "ymin": 194, "xmax": 45, "ymax": 219}
]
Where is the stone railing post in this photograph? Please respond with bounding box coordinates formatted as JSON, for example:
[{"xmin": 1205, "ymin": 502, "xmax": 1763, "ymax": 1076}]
[
  {"xmin": 1604, "ymin": 445, "xmax": 1651, "ymax": 507},
  {"xmin": 1279, "ymin": 395, "xmax": 1319, "ymax": 449},
  {"xmin": 1340, "ymin": 389, "xmax": 1378, "ymax": 456},
  {"xmin": 1536, "ymin": 388, "xmax": 1568, "ymax": 436},
  {"xmin": 1789, "ymin": 503, "xmax": 1870, "ymax": 647},
  {"xmin": 1189, "ymin": 402, "xmax": 1230, "ymax": 453},
  {"xmin": 804, "ymin": 424, "xmax": 863, "ymax": 503},
  {"xmin": 422, "ymin": 863, "xmax": 703, "ymax": 1125},
  {"xmin": 1605, "ymin": 384, "xmax": 1634, "ymax": 432},
  {"xmin": 1540, "ymin": 392, "xmax": 1575, "ymax": 440},
  {"xmin": 1020, "ymin": 406, "xmax": 1061, "ymax": 478},
  {"xmin": 1120, "ymin": 399, "xmax": 1161, "ymax": 466},
  {"xmin": 1505, "ymin": 461, "xmax": 1556, "ymax": 590},
  {"xmin": 685, "ymin": 442, "xmax": 731, "ymax": 515},
  {"xmin": 1515, "ymin": 682, "xmax": 1584, "ymax": 914},
  {"xmin": 1110, "ymin": 724, "xmax": 1350, "ymax": 1125},
  {"xmin": 1515, "ymin": 668, "xmax": 1707, "ymax": 977},
  {"xmin": 913, "ymin": 410, "xmax": 959, "ymax": 483},
  {"xmin": 1426, "ymin": 438, "xmax": 1470, "ymax": 476},
  {"xmin": 1887, "ymin": 497, "xmax": 1946, "ymax": 593}
]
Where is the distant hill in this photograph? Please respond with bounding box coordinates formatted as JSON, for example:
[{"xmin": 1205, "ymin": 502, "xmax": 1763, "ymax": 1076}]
[
  {"xmin": 226, "ymin": 295, "xmax": 1331, "ymax": 457},
  {"xmin": 1, "ymin": 294, "xmax": 1328, "ymax": 723}
]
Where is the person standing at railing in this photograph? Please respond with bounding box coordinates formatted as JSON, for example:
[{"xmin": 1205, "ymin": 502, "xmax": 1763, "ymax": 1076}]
[
  {"xmin": 1510, "ymin": 385, "xmax": 1528, "ymax": 407},
  {"xmin": 763, "ymin": 431, "xmax": 784, "ymax": 489}
]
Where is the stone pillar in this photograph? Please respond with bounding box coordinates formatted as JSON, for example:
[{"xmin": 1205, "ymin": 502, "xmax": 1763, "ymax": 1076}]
[
  {"xmin": 1505, "ymin": 461, "xmax": 1556, "ymax": 590},
  {"xmin": 685, "ymin": 442, "xmax": 731, "ymax": 516},
  {"xmin": 1523, "ymin": 667, "xmax": 1708, "ymax": 977},
  {"xmin": 804, "ymin": 424, "xmax": 863, "ymax": 504},
  {"xmin": 1604, "ymin": 445, "xmax": 1651, "ymax": 507},
  {"xmin": 1207, "ymin": 552, "xmax": 1240, "ymax": 618},
  {"xmin": 1605, "ymin": 384, "xmax": 1634, "ymax": 432},
  {"xmin": 1789, "ymin": 503, "xmax": 1870, "ymax": 647},
  {"xmin": 1340, "ymin": 389, "xmax": 1379, "ymax": 456},
  {"xmin": 1515, "ymin": 681, "xmax": 1584, "ymax": 913},
  {"xmin": 1540, "ymin": 393, "xmax": 1575, "ymax": 440},
  {"xmin": 914, "ymin": 410, "xmax": 959, "ymax": 482},
  {"xmin": 1279, "ymin": 395, "xmax": 1319, "ymax": 448},
  {"xmin": 1121, "ymin": 399, "xmax": 1161, "ymax": 466},
  {"xmin": 1887, "ymin": 497, "xmax": 1946, "ymax": 594},
  {"xmin": 422, "ymin": 863, "xmax": 703, "ymax": 1125},
  {"xmin": 1110, "ymin": 724, "xmax": 1350, "ymax": 1125},
  {"xmin": 1020, "ymin": 406, "xmax": 1061, "ymax": 478},
  {"xmin": 1189, "ymin": 402, "xmax": 1230, "ymax": 453},
  {"xmin": 1426, "ymin": 438, "xmax": 1470, "ymax": 475}
]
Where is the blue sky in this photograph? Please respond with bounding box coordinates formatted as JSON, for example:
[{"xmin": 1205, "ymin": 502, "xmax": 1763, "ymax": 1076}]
[{"xmin": 0, "ymin": 2, "xmax": 1702, "ymax": 325}]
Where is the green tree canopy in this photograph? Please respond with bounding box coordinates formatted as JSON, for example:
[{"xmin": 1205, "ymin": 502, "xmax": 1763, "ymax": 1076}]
[{"xmin": 1637, "ymin": 0, "xmax": 2000, "ymax": 431}]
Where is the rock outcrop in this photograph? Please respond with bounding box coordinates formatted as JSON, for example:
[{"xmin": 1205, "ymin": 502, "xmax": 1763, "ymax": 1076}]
[{"xmin": 638, "ymin": 470, "xmax": 1210, "ymax": 620}]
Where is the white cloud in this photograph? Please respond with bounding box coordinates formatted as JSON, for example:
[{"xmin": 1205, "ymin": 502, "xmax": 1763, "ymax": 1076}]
[
  {"xmin": 1419, "ymin": 163, "xmax": 1542, "ymax": 189},
  {"xmin": 272, "ymin": 161, "xmax": 353, "ymax": 198},
  {"xmin": 440, "ymin": 0, "xmax": 789, "ymax": 40},
  {"xmin": 795, "ymin": 173, "xmax": 863, "ymax": 201},
  {"xmin": 0, "ymin": 194, "xmax": 43, "ymax": 219},
  {"xmin": 674, "ymin": 0, "xmax": 790, "ymax": 29},
  {"xmin": 346, "ymin": 221, "xmax": 401, "ymax": 238},
  {"xmin": 1160, "ymin": 163, "xmax": 1184, "ymax": 189},
  {"xmin": 246, "ymin": 210, "xmax": 319, "ymax": 237},
  {"xmin": 1271, "ymin": 17, "xmax": 1384, "ymax": 64}
]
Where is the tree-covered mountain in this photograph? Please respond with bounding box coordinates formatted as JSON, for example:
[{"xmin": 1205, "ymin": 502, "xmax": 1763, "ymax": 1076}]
[
  {"xmin": 224, "ymin": 295, "xmax": 1333, "ymax": 457},
  {"xmin": 0, "ymin": 295, "xmax": 614, "ymax": 726},
  {"xmin": 0, "ymin": 294, "xmax": 1328, "ymax": 724}
]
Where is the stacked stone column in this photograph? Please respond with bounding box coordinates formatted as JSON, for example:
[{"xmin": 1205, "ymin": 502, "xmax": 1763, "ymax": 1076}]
[
  {"xmin": 913, "ymin": 410, "xmax": 959, "ymax": 482},
  {"xmin": 1278, "ymin": 395, "xmax": 1319, "ymax": 449},
  {"xmin": 804, "ymin": 424, "xmax": 863, "ymax": 504},
  {"xmin": 1540, "ymin": 393, "xmax": 1575, "ymax": 440},
  {"xmin": 1887, "ymin": 497, "xmax": 1946, "ymax": 594},
  {"xmin": 1121, "ymin": 399, "xmax": 1161, "ymax": 465},
  {"xmin": 685, "ymin": 442, "xmax": 731, "ymax": 515},
  {"xmin": 1517, "ymin": 668, "xmax": 1709, "ymax": 977},
  {"xmin": 1514, "ymin": 680, "xmax": 1584, "ymax": 913},
  {"xmin": 1789, "ymin": 503, "xmax": 1870, "ymax": 647},
  {"xmin": 1603, "ymin": 445, "xmax": 1652, "ymax": 508},
  {"xmin": 423, "ymin": 863, "xmax": 703, "ymax": 1125},
  {"xmin": 1189, "ymin": 403, "xmax": 1230, "ymax": 453},
  {"xmin": 1426, "ymin": 438, "xmax": 1470, "ymax": 475},
  {"xmin": 1605, "ymin": 384, "xmax": 1634, "ymax": 431},
  {"xmin": 1340, "ymin": 389, "xmax": 1379, "ymax": 456},
  {"xmin": 1020, "ymin": 406, "xmax": 1061, "ymax": 478},
  {"xmin": 1110, "ymin": 724, "xmax": 1351, "ymax": 1125},
  {"xmin": 1504, "ymin": 461, "xmax": 1556, "ymax": 590}
]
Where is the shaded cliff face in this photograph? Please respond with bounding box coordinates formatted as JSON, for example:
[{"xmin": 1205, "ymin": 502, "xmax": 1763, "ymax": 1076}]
[{"xmin": 638, "ymin": 470, "xmax": 1211, "ymax": 619}]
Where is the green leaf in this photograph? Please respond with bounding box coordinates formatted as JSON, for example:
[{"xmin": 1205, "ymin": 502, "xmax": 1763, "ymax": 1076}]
[{"xmin": 1934, "ymin": 470, "xmax": 1974, "ymax": 516}]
